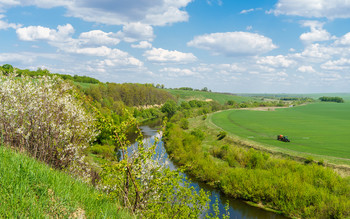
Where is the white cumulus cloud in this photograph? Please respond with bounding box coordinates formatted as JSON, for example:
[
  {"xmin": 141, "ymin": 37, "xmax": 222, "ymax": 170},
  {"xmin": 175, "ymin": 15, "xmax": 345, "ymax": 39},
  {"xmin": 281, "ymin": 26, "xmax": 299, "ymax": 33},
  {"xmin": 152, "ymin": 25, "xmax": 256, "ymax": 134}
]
[
  {"xmin": 143, "ymin": 47, "xmax": 197, "ymax": 63},
  {"xmin": 6, "ymin": 0, "xmax": 193, "ymax": 26},
  {"xmin": 257, "ymin": 55, "xmax": 295, "ymax": 67},
  {"xmin": 334, "ymin": 32, "xmax": 350, "ymax": 46},
  {"xmin": 298, "ymin": 65, "xmax": 316, "ymax": 73},
  {"xmin": 187, "ymin": 32, "xmax": 277, "ymax": 56},
  {"xmin": 117, "ymin": 22, "xmax": 154, "ymax": 42},
  {"xmin": 272, "ymin": 0, "xmax": 350, "ymax": 19},
  {"xmin": 321, "ymin": 58, "xmax": 350, "ymax": 70},
  {"xmin": 79, "ymin": 30, "xmax": 120, "ymax": 46},
  {"xmin": 160, "ymin": 67, "xmax": 198, "ymax": 77},
  {"xmin": 299, "ymin": 21, "xmax": 331, "ymax": 44},
  {"xmin": 131, "ymin": 41, "xmax": 152, "ymax": 49},
  {"xmin": 16, "ymin": 24, "xmax": 74, "ymax": 41},
  {"xmin": 0, "ymin": 14, "xmax": 21, "ymax": 29}
]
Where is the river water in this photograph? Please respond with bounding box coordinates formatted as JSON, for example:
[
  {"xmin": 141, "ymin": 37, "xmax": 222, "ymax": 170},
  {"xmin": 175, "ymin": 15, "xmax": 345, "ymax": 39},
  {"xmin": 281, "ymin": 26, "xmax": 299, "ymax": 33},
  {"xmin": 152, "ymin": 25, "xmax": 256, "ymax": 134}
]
[{"xmin": 132, "ymin": 125, "xmax": 288, "ymax": 219}]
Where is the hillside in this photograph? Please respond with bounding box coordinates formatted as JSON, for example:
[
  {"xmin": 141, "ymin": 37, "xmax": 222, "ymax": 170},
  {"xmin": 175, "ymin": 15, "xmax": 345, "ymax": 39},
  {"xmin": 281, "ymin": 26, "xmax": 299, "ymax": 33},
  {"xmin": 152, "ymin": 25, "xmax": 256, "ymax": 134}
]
[
  {"xmin": 167, "ymin": 89, "xmax": 257, "ymax": 104},
  {"xmin": 0, "ymin": 146, "xmax": 131, "ymax": 218}
]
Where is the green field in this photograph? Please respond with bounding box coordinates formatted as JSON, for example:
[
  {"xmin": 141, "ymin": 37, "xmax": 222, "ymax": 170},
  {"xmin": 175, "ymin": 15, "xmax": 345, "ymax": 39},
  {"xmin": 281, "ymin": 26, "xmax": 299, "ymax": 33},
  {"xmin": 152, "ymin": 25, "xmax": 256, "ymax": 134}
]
[
  {"xmin": 167, "ymin": 89, "xmax": 256, "ymax": 104},
  {"xmin": 211, "ymin": 101, "xmax": 350, "ymax": 160}
]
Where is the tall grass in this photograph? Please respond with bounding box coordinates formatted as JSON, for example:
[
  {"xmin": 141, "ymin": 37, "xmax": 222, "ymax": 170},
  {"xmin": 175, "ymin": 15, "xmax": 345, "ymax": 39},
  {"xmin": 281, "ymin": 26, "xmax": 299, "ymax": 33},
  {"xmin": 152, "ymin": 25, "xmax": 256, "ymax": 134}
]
[{"xmin": 0, "ymin": 145, "xmax": 131, "ymax": 218}]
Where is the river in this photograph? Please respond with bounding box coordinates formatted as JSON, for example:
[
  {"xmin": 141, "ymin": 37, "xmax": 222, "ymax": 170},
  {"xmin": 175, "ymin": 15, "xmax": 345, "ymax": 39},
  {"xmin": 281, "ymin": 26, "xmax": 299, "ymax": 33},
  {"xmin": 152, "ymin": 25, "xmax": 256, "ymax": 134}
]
[{"xmin": 132, "ymin": 124, "xmax": 288, "ymax": 219}]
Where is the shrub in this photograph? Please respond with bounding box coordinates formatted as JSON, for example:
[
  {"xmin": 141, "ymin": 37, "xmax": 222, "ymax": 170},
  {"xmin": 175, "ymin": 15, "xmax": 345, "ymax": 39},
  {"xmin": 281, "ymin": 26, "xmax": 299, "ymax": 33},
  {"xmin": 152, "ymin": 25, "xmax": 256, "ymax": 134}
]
[
  {"xmin": 217, "ymin": 131, "xmax": 227, "ymax": 140},
  {"xmin": 161, "ymin": 100, "xmax": 177, "ymax": 118},
  {"xmin": 180, "ymin": 118, "xmax": 189, "ymax": 129},
  {"xmin": 190, "ymin": 128, "xmax": 205, "ymax": 141},
  {"xmin": 0, "ymin": 73, "xmax": 97, "ymax": 179},
  {"xmin": 304, "ymin": 156, "xmax": 314, "ymax": 164},
  {"xmin": 318, "ymin": 159, "xmax": 325, "ymax": 166}
]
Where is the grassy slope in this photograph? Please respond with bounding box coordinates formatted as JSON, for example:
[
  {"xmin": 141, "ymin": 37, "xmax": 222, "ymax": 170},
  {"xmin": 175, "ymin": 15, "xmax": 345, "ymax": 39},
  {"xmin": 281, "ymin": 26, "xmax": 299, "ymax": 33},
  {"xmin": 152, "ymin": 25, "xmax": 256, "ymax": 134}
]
[
  {"xmin": 0, "ymin": 146, "xmax": 131, "ymax": 218},
  {"xmin": 167, "ymin": 89, "xmax": 256, "ymax": 104},
  {"xmin": 74, "ymin": 81, "xmax": 95, "ymax": 90},
  {"xmin": 210, "ymin": 102, "xmax": 350, "ymax": 165}
]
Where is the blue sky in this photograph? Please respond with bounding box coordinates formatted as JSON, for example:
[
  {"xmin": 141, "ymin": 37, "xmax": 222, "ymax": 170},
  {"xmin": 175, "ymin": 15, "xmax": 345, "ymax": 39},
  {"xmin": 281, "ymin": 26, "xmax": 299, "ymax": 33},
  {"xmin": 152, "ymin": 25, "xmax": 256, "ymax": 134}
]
[{"xmin": 1, "ymin": 0, "xmax": 350, "ymax": 93}]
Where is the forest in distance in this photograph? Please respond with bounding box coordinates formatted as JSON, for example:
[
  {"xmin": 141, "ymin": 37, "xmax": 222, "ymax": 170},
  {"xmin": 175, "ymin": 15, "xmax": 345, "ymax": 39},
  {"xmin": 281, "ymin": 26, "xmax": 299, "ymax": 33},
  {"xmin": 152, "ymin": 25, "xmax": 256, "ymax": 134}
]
[{"xmin": 0, "ymin": 65, "xmax": 350, "ymax": 218}]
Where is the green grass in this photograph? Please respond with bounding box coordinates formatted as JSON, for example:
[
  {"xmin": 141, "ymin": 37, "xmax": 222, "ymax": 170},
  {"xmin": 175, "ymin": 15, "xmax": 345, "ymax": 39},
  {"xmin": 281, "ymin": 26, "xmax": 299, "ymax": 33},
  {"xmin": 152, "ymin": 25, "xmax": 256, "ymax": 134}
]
[
  {"xmin": 74, "ymin": 81, "xmax": 95, "ymax": 90},
  {"xmin": 0, "ymin": 146, "xmax": 131, "ymax": 218},
  {"xmin": 167, "ymin": 89, "xmax": 256, "ymax": 104},
  {"xmin": 211, "ymin": 101, "xmax": 350, "ymax": 162}
]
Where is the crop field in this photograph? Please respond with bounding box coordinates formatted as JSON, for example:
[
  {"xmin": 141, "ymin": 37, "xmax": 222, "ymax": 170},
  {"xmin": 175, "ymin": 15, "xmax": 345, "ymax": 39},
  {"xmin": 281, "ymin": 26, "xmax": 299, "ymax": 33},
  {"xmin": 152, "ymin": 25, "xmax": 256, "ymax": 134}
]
[
  {"xmin": 167, "ymin": 89, "xmax": 257, "ymax": 104},
  {"xmin": 211, "ymin": 101, "xmax": 350, "ymax": 160}
]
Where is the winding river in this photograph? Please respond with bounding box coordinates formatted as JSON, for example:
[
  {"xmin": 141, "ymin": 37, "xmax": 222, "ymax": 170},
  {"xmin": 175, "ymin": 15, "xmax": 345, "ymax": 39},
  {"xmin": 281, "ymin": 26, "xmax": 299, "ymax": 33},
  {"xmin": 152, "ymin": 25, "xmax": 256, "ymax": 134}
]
[{"xmin": 132, "ymin": 124, "xmax": 288, "ymax": 219}]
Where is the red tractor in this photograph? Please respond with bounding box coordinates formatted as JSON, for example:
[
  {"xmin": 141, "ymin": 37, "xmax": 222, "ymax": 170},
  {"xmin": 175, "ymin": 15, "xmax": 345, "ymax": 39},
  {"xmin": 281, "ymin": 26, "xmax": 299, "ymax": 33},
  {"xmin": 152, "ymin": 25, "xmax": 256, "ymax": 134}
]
[{"xmin": 277, "ymin": 135, "xmax": 290, "ymax": 142}]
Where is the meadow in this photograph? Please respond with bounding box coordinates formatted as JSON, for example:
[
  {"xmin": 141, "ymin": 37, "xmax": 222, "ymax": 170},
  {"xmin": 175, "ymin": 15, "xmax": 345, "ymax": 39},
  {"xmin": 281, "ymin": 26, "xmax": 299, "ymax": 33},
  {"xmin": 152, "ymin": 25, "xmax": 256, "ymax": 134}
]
[
  {"xmin": 211, "ymin": 101, "xmax": 350, "ymax": 161},
  {"xmin": 167, "ymin": 89, "xmax": 257, "ymax": 104}
]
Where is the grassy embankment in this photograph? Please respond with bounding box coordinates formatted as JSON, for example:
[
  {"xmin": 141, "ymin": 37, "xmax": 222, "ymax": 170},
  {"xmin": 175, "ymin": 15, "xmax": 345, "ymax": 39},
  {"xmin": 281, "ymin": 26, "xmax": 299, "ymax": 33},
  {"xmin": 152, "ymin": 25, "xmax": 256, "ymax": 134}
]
[
  {"xmin": 210, "ymin": 100, "xmax": 350, "ymax": 167},
  {"xmin": 0, "ymin": 145, "xmax": 131, "ymax": 218}
]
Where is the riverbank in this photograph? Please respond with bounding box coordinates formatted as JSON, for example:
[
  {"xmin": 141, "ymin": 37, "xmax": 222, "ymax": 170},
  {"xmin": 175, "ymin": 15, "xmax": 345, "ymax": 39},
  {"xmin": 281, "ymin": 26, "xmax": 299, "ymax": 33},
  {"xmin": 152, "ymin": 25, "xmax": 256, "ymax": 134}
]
[
  {"xmin": 136, "ymin": 124, "xmax": 288, "ymax": 218},
  {"xmin": 163, "ymin": 115, "xmax": 350, "ymax": 218}
]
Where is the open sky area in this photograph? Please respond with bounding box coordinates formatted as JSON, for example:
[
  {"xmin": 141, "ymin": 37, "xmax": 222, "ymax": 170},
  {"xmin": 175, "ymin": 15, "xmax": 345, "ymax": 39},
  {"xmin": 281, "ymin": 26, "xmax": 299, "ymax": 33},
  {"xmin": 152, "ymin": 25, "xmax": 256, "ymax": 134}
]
[{"xmin": 1, "ymin": 0, "xmax": 350, "ymax": 93}]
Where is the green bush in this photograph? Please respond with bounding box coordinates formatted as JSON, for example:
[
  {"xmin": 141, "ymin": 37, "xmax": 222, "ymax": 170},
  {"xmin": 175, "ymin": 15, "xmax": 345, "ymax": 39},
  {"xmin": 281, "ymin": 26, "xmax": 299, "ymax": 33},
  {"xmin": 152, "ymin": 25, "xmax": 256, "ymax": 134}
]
[
  {"xmin": 0, "ymin": 73, "xmax": 97, "ymax": 179},
  {"xmin": 180, "ymin": 118, "xmax": 189, "ymax": 129},
  {"xmin": 217, "ymin": 131, "xmax": 227, "ymax": 140},
  {"xmin": 304, "ymin": 156, "xmax": 314, "ymax": 164},
  {"xmin": 190, "ymin": 128, "xmax": 205, "ymax": 141}
]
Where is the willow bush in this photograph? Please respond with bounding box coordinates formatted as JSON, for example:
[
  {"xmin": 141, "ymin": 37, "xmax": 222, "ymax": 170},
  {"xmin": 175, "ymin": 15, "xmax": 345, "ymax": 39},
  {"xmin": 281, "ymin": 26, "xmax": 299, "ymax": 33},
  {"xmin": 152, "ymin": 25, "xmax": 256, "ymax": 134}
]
[{"xmin": 0, "ymin": 73, "xmax": 98, "ymax": 178}]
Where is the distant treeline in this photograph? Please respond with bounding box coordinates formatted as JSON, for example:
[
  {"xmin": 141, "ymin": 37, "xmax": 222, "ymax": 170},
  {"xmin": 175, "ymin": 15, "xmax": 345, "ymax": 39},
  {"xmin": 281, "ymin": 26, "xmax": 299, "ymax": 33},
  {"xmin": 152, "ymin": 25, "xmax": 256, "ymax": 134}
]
[
  {"xmin": 173, "ymin": 87, "xmax": 212, "ymax": 92},
  {"xmin": 279, "ymin": 97, "xmax": 313, "ymax": 101},
  {"xmin": 0, "ymin": 64, "xmax": 100, "ymax": 84},
  {"xmin": 319, "ymin": 96, "xmax": 344, "ymax": 103}
]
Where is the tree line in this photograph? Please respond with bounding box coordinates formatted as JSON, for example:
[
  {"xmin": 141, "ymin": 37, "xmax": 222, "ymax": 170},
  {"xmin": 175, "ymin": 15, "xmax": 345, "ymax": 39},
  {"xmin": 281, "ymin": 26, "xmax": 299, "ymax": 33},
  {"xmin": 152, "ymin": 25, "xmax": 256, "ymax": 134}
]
[
  {"xmin": 0, "ymin": 64, "xmax": 100, "ymax": 84},
  {"xmin": 319, "ymin": 96, "xmax": 344, "ymax": 103},
  {"xmin": 84, "ymin": 82, "xmax": 174, "ymax": 108}
]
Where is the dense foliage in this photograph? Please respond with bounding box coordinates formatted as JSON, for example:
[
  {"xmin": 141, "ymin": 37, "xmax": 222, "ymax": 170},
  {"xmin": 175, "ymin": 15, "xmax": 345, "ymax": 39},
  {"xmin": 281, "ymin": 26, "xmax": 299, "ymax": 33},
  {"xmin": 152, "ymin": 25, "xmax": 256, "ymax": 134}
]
[
  {"xmin": 319, "ymin": 96, "xmax": 344, "ymax": 103},
  {"xmin": 84, "ymin": 83, "xmax": 175, "ymax": 108},
  {"xmin": 99, "ymin": 113, "xmax": 212, "ymax": 218},
  {"xmin": 163, "ymin": 122, "xmax": 350, "ymax": 218},
  {"xmin": 82, "ymin": 82, "xmax": 175, "ymax": 144},
  {"xmin": 0, "ymin": 73, "xmax": 97, "ymax": 179}
]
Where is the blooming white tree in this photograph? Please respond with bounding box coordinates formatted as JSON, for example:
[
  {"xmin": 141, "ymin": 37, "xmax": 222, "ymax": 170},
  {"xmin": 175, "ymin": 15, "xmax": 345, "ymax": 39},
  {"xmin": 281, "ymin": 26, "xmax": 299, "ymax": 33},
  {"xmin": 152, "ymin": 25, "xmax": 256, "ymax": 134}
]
[{"xmin": 0, "ymin": 72, "xmax": 98, "ymax": 178}]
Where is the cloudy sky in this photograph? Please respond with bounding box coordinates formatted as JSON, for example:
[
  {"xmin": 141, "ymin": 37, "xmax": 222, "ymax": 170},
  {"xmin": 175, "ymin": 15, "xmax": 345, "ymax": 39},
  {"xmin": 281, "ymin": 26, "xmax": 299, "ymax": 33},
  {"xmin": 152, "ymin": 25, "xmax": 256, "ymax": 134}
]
[{"xmin": 1, "ymin": 0, "xmax": 350, "ymax": 93}]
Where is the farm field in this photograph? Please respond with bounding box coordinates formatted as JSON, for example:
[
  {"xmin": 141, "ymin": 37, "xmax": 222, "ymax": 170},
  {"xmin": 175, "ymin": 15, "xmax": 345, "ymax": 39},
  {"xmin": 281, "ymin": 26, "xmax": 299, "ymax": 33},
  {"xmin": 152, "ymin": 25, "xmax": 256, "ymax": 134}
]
[
  {"xmin": 211, "ymin": 101, "xmax": 350, "ymax": 160},
  {"xmin": 167, "ymin": 89, "xmax": 257, "ymax": 104}
]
